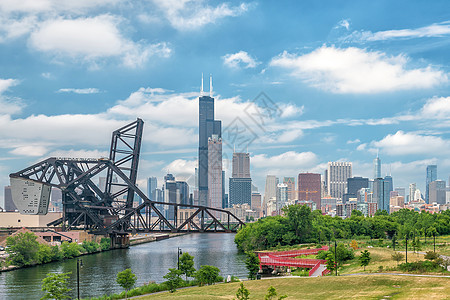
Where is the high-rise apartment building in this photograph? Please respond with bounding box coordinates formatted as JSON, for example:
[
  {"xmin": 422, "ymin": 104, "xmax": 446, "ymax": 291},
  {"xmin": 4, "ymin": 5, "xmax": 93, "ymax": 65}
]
[
  {"xmin": 429, "ymin": 180, "xmax": 446, "ymax": 204},
  {"xmin": 283, "ymin": 177, "xmax": 296, "ymax": 201},
  {"xmin": 276, "ymin": 183, "xmax": 288, "ymax": 212},
  {"xmin": 198, "ymin": 75, "xmax": 221, "ymax": 207},
  {"xmin": 229, "ymin": 152, "xmax": 251, "ymax": 207},
  {"xmin": 373, "ymin": 176, "xmax": 392, "ymax": 213},
  {"xmin": 327, "ymin": 162, "xmax": 352, "ymax": 201},
  {"xmin": 208, "ymin": 135, "xmax": 222, "ymax": 211},
  {"xmin": 263, "ymin": 175, "xmax": 278, "ymax": 216},
  {"xmin": 426, "ymin": 165, "xmax": 437, "ymax": 203},
  {"xmin": 298, "ymin": 173, "xmax": 321, "ymax": 209},
  {"xmin": 409, "ymin": 183, "xmax": 416, "ymax": 202}
]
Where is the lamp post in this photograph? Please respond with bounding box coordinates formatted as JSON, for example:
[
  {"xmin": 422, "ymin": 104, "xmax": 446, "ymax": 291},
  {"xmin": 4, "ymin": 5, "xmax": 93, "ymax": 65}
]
[
  {"xmin": 405, "ymin": 237, "xmax": 408, "ymax": 263},
  {"xmin": 334, "ymin": 240, "xmax": 337, "ymax": 276},
  {"xmin": 177, "ymin": 248, "xmax": 182, "ymax": 270},
  {"xmin": 433, "ymin": 232, "xmax": 436, "ymax": 253},
  {"xmin": 77, "ymin": 258, "xmax": 83, "ymax": 300}
]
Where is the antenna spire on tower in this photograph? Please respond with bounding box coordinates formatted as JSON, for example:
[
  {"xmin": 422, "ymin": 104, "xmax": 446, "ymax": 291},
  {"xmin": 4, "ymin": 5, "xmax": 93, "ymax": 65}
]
[
  {"xmin": 209, "ymin": 74, "xmax": 213, "ymax": 97},
  {"xmin": 201, "ymin": 73, "xmax": 204, "ymax": 96}
]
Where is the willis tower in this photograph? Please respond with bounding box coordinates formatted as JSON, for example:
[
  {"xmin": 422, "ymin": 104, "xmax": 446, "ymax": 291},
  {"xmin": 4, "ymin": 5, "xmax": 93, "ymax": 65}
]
[{"xmin": 198, "ymin": 74, "xmax": 221, "ymax": 207}]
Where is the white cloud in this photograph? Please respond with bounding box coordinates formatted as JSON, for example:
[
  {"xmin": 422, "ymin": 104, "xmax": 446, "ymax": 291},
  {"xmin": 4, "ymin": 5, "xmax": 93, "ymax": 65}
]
[
  {"xmin": 10, "ymin": 145, "xmax": 48, "ymax": 157},
  {"xmin": 347, "ymin": 139, "xmax": 361, "ymax": 144},
  {"xmin": 29, "ymin": 15, "xmax": 171, "ymax": 68},
  {"xmin": 57, "ymin": 88, "xmax": 101, "ymax": 94},
  {"xmin": 46, "ymin": 149, "xmax": 109, "ymax": 158},
  {"xmin": 335, "ymin": 19, "xmax": 350, "ymax": 30},
  {"xmin": 163, "ymin": 159, "xmax": 197, "ymax": 182},
  {"xmin": 372, "ymin": 131, "xmax": 450, "ymax": 156},
  {"xmin": 222, "ymin": 51, "xmax": 260, "ymax": 69},
  {"xmin": 270, "ymin": 46, "xmax": 447, "ymax": 94},
  {"xmin": 421, "ymin": 96, "xmax": 450, "ymax": 119},
  {"xmin": 0, "ymin": 78, "xmax": 23, "ymax": 115},
  {"xmin": 151, "ymin": 0, "xmax": 250, "ymax": 30},
  {"xmin": 350, "ymin": 22, "xmax": 450, "ymax": 42},
  {"xmin": 252, "ymin": 151, "xmax": 318, "ymax": 169}
]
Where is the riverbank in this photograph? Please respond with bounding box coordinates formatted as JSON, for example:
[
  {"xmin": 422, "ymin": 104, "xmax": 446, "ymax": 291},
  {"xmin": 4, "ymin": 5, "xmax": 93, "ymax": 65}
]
[{"xmin": 137, "ymin": 274, "xmax": 450, "ymax": 299}]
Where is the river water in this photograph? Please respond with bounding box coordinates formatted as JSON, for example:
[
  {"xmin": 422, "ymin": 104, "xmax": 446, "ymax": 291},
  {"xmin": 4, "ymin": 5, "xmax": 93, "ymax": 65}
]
[{"xmin": 0, "ymin": 233, "xmax": 247, "ymax": 299}]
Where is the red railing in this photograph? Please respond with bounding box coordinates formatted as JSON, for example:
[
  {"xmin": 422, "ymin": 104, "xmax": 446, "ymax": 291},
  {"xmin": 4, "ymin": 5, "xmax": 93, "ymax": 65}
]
[
  {"xmin": 308, "ymin": 262, "xmax": 321, "ymax": 276},
  {"xmin": 257, "ymin": 245, "xmax": 330, "ymax": 277},
  {"xmin": 322, "ymin": 269, "xmax": 331, "ymax": 276}
]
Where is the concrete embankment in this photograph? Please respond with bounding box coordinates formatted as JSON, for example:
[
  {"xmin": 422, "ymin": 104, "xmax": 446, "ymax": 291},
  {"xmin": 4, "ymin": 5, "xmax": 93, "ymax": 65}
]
[{"xmin": 129, "ymin": 232, "xmax": 189, "ymax": 246}]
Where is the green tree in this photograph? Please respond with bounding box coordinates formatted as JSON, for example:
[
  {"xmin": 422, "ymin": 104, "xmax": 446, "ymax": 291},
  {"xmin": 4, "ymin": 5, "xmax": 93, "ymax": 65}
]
[
  {"xmin": 264, "ymin": 286, "xmax": 287, "ymax": 300},
  {"xmin": 179, "ymin": 252, "xmax": 196, "ymax": 281},
  {"xmin": 116, "ymin": 269, "xmax": 137, "ymax": 299},
  {"xmin": 245, "ymin": 251, "xmax": 260, "ymax": 279},
  {"xmin": 424, "ymin": 251, "xmax": 439, "ymax": 261},
  {"xmin": 6, "ymin": 231, "xmax": 40, "ymax": 266},
  {"xmin": 326, "ymin": 252, "xmax": 336, "ymax": 274},
  {"xmin": 194, "ymin": 265, "xmax": 222, "ymax": 286},
  {"xmin": 60, "ymin": 242, "xmax": 81, "ymax": 259},
  {"xmin": 37, "ymin": 244, "xmax": 53, "ymax": 264},
  {"xmin": 163, "ymin": 268, "xmax": 183, "ymax": 293},
  {"xmin": 40, "ymin": 272, "xmax": 71, "ymax": 300},
  {"xmin": 391, "ymin": 252, "xmax": 404, "ymax": 266},
  {"xmin": 359, "ymin": 250, "xmax": 371, "ymax": 271},
  {"xmin": 282, "ymin": 204, "xmax": 313, "ymax": 243},
  {"xmin": 100, "ymin": 238, "xmax": 111, "ymax": 251},
  {"xmin": 235, "ymin": 282, "xmax": 250, "ymax": 300}
]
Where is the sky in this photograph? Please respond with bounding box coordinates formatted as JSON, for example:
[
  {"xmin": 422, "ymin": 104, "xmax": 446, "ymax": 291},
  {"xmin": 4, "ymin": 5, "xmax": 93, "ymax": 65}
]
[{"xmin": 1, "ymin": 0, "xmax": 450, "ymax": 206}]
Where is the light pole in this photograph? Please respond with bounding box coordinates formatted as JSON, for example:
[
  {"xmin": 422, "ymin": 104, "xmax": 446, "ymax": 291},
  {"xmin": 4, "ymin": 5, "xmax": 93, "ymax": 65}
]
[
  {"xmin": 77, "ymin": 258, "xmax": 83, "ymax": 300},
  {"xmin": 177, "ymin": 248, "xmax": 182, "ymax": 270},
  {"xmin": 433, "ymin": 232, "xmax": 436, "ymax": 253},
  {"xmin": 405, "ymin": 237, "xmax": 408, "ymax": 263},
  {"xmin": 334, "ymin": 240, "xmax": 337, "ymax": 276}
]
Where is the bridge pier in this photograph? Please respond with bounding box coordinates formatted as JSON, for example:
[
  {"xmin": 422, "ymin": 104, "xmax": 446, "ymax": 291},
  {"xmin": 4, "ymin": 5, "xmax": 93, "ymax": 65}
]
[{"xmin": 111, "ymin": 234, "xmax": 130, "ymax": 249}]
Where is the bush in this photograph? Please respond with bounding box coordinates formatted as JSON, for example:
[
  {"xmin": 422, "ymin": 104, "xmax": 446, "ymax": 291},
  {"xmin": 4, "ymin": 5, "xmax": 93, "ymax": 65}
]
[
  {"xmin": 82, "ymin": 240, "xmax": 99, "ymax": 253},
  {"xmin": 194, "ymin": 265, "xmax": 222, "ymax": 286},
  {"xmin": 60, "ymin": 241, "xmax": 82, "ymax": 259},
  {"xmin": 398, "ymin": 260, "xmax": 444, "ymax": 273},
  {"xmin": 37, "ymin": 244, "xmax": 53, "ymax": 264},
  {"xmin": 5, "ymin": 232, "xmax": 40, "ymax": 266},
  {"xmin": 100, "ymin": 238, "xmax": 111, "ymax": 251},
  {"xmin": 424, "ymin": 251, "xmax": 439, "ymax": 261}
]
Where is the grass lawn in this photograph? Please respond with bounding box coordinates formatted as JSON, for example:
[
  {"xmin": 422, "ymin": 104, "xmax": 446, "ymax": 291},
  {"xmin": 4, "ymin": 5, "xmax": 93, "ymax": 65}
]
[{"xmin": 138, "ymin": 275, "xmax": 450, "ymax": 299}]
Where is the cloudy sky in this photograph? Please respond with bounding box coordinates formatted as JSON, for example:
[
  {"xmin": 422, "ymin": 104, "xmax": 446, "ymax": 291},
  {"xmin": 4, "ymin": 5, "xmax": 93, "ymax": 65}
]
[{"xmin": 1, "ymin": 0, "xmax": 450, "ymax": 205}]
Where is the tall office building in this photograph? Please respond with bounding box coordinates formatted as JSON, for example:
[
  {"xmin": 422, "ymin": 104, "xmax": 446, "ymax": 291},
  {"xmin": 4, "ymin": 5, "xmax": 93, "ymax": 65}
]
[
  {"xmin": 222, "ymin": 170, "xmax": 227, "ymax": 208},
  {"xmin": 373, "ymin": 176, "xmax": 392, "ymax": 213},
  {"xmin": 283, "ymin": 177, "xmax": 296, "ymax": 201},
  {"xmin": 208, "ymin": 135, "xmax": 222, "ymax": 210},
  {"xmin": 251, "ymin": 193, "xmax": 262, "ymax": 218},
  {"xmin": 198, "ymin": 75, "xmax": 221, "ymax": 207},
  {"xmin": 232, "ymin": 153, "xmax": 250, "ymax": 178},
  {"xmin": 263, "ymin": 175, "xmax": 278, "ymax": 215},
  {"xmin": 298, "ymin": 173, "xmax": 321, "ymax": 209},
  {"xmin": 276, "ymin": 183, "xmax": 288, "ymax": 212},
  {"xmin": 229, "ymin": 152, "xmax": 251, "ymax": 206},
  {"xmin": 429, "ymin": 180, "xmax": 446, "ymax": 204},
  {"xmin": 344, "ymin": 177, "xmax": 369, "ymax": 203},
  {"xmin": 395, "ymin": 187, "xmax": 405, "ymax": 197},
  {"xmin": 373, "ymin": 153, "xmax": 381, "ymax": 179},
  {"xmin": 409, "ymin": 183, "xmax": 416, "ymax": 203},
  {"xmin": 327, "ymin": 162, "xmax": 352, "ymax": 201},
  {"xmin": 426, "ymin": 165, "xmax": 437, "ymax": 203},
  {"xmin": 163, "ymin": 173, "xmax": 177, "ymax": 220},
  {"xmin": 147, "ymin": 177, "xmax": 157, "ymax": 200}
]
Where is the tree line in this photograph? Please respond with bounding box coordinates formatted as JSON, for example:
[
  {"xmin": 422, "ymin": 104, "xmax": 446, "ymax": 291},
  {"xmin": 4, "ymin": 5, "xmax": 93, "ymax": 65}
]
[{"xmin": 235, "ymin": 205, "xmax": 450, "ymax": 252}]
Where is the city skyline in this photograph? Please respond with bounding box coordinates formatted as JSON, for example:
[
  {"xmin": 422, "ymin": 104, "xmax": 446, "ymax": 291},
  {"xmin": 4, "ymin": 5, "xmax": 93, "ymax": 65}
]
[{"xmin": 2, "ymin": 1, "xmax": 450, "ymax": 205}]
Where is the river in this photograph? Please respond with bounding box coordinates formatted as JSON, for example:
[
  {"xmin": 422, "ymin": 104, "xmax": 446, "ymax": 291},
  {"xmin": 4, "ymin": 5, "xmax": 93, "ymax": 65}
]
[{"xmin": 0, "ymin": 233, "xmax": 247, "ymax": 299}]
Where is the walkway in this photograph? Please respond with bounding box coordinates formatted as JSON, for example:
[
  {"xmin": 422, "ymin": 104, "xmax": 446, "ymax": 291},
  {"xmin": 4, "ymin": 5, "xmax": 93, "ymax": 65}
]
[{"xmin": 258, "ymin": 246, "xmax": 330, "ymax": 277}]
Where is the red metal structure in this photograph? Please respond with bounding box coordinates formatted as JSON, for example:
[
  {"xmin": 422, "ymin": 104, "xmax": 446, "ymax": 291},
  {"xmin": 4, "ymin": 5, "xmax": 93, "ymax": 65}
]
[{"xmin": 257, "ymin": 245, "xmax": 329, "ymax": 277}]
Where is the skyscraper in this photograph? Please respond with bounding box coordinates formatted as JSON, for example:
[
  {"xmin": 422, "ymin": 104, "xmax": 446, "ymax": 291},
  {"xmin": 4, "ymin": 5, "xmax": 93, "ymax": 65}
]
[
  {"xmin": 283, "ymin": 177, "xmax": 296, "ymax": 201},
  {"xmin": 373, "ymin": 176, "xmax": 392, "ymax": 213},
  {"xmin": 276, "ymin": 183, "xmax": 288, "ymax": 212},
  {"xmin": 409, "ymin": 183, "xmax": 416, "ymax": 202},
  {"xmin": 147, "ymin": 177, "xmax": 157, "ymax": 200},
  {"xmin": 229, "ymin": 152, "xmax": 252, "ymax": 207},
  {"xmin": 232, "ymin": 153, "xmax": 250, "ymax": 178},
  {"xmin": 198, "ymin": 75, "xmax": 221, "ymax": 207},
  {"xmin": 429, "ymin": 180, "xmax": 446, "ymax": 204},
  {"xmin": 426, "ymin": 165, "xmax": 437, "ymax": 203},
  {"xmin": 373, "ymin": 153, "xmax": 381, "ymax": 179},
  {"xmin": 298, "ymin": 173, "xmax": 321, "ymax": 209},
  {"xmin": 208, "ymin": 135, "xmax": 222, "ymax": 211},
  {"xmin": 263, "ymin": 175, "xmax": 278, "ymax": 216},
  {"xmin": 4, "ymin": 186, "xmax": 17, "ymax": 212},
  {"xmin": 344, "ymin": 176, "xmax": 369, "ymax": 203},
  {"xmin": 222, "ymin": 170, "xmax": 227, "ymax": 208},
  {"xmin": 327, "ymin": 162, "xmax": 352, "ymax": 201}
]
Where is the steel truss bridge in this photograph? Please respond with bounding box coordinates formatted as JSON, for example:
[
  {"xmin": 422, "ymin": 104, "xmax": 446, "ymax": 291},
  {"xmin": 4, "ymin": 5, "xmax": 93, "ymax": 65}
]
[{"xmin": 10, "ymin": 119, "xmax": 245, "ymax": 236}]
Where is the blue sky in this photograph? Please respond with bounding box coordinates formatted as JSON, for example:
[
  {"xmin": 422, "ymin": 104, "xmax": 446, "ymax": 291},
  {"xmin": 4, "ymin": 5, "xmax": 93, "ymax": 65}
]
[{"xmin": 1, "ymin": 0, "xmax": 450, "ymax": 205}]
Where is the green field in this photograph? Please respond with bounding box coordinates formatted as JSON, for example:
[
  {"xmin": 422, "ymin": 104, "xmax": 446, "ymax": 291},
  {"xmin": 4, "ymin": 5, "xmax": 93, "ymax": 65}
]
[{"xmin": 138, "ymin": 275, "xmax": 450, "ymax": 299}]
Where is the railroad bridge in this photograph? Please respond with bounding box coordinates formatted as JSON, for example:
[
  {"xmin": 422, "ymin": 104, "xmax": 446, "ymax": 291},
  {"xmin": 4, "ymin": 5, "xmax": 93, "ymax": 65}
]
[{"xmin": 9, "ymin": 119, "xmax": 245, "ymax": 245}]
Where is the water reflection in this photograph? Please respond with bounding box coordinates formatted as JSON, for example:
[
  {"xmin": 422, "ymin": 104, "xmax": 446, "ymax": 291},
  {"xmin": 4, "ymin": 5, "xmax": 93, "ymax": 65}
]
[{"xmin": 0, "ymin": 233, "xmax": 246, "ymax": 299}]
